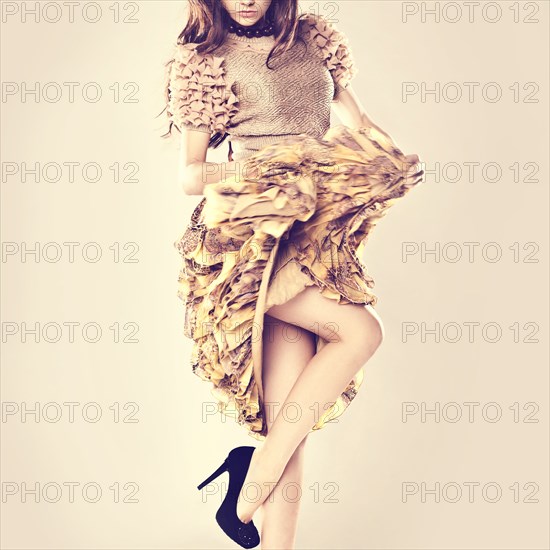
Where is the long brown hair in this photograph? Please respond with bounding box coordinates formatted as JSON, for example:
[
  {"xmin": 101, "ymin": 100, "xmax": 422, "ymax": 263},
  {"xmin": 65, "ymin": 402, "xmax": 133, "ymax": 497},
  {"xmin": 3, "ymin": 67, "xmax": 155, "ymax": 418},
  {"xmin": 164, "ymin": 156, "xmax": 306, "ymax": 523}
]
[{"xmin": 159, "ymin": 0, "xmax": 306, "ymax": 149}]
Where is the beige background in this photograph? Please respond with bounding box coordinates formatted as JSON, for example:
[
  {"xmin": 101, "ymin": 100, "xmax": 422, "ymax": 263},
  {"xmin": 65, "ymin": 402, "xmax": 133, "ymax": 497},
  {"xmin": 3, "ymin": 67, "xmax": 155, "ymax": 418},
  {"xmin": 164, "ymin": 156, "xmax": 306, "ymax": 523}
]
[{"xmin": 1, "ymin": 1, "xmax": 548, "ymax": 548}]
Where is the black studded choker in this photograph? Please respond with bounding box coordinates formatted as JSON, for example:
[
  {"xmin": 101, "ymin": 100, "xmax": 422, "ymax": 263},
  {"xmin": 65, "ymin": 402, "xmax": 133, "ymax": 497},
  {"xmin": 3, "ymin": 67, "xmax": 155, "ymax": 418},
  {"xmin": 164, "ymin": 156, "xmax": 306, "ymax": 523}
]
[{"xmin": 227, "ymin": 16, "xmax": 274, "ymax": 38}]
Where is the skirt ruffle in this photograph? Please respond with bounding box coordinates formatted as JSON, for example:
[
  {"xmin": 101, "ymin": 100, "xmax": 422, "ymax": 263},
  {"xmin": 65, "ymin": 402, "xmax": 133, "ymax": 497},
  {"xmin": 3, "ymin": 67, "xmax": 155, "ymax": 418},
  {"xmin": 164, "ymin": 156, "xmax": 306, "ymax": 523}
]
[{"xmin": 174, "ymin": 124, "xmax": 424, "ymax": 441}]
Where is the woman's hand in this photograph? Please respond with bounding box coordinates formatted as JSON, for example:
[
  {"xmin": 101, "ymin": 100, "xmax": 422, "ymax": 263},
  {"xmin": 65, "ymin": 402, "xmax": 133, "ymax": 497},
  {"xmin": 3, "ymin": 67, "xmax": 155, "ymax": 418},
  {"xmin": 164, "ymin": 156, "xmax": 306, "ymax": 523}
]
[{"xmin": 365, "ymin": 123, "xmax": 420, "ymax": 166}]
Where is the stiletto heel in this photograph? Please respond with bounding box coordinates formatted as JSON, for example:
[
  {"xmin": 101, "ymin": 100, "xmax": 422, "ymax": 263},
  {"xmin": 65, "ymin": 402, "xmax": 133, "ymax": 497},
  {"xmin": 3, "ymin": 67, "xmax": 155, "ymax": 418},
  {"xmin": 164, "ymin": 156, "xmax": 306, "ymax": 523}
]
[
  {"xmin": 197, "ymin": 445, "xmax": 260, "ymax": 549},
  {"xmin": 197, "ymin": 460, "xmax": 228, "ymax": 490}
]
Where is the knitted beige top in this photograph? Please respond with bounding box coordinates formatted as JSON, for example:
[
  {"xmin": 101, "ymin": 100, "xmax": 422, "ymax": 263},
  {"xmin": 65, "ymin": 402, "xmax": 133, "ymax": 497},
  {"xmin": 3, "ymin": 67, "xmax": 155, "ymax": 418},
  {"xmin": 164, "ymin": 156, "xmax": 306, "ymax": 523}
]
[{"xmin": 166, "ymin": 13, "xmax": 358, "ymax": 161}]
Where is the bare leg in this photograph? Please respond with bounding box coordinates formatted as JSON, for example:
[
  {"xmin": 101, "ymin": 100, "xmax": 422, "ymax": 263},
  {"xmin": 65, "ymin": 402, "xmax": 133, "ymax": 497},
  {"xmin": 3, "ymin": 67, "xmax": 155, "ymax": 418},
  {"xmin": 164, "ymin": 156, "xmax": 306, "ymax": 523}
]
[
  {"xmin": 257, "ymin": 314, "xmax": 316, "ymax": 550},
  {"xmin": 237, "ymin": 286, "xmax": 384, "ymax": 523}
]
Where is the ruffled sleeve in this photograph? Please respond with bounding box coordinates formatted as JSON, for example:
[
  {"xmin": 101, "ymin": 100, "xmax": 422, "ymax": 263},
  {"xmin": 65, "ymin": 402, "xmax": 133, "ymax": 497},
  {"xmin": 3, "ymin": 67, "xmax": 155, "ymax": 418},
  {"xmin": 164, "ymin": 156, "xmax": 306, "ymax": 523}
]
[
  {"xmin": 166, "ymin": 43, "xmax": 239, "ymax": 135},
  {"xmin": 303, "ymin": 13, "xmax": 358, "ymax": 100}
]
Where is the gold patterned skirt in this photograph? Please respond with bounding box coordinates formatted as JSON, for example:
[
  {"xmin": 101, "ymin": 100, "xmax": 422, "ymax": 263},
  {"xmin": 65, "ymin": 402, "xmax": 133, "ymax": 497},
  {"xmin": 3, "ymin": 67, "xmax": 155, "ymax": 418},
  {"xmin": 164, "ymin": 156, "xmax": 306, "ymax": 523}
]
[{"xmin": 174, "ymin": 124, "xmax": 424, "ymax": 441}]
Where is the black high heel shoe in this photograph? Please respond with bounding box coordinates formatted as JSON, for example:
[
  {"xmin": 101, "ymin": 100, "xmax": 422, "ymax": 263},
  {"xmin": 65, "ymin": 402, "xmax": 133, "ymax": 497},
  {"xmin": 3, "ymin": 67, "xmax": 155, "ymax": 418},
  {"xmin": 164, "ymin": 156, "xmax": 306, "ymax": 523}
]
[{"xmin": 197, "ymin": 445, "xmax": 260, "ymax": 549}]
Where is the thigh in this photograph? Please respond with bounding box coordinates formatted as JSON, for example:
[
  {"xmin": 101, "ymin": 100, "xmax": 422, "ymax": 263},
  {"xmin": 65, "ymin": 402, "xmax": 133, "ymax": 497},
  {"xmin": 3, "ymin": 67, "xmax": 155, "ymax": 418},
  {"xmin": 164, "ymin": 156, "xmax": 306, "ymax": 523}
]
[
  {"xmin": 265, "ymin": 285, "xmax": 384, "ymax": 345},
  {"xmin": 262, "ymin": 313, "xmax": 316, "ymax": 430}
]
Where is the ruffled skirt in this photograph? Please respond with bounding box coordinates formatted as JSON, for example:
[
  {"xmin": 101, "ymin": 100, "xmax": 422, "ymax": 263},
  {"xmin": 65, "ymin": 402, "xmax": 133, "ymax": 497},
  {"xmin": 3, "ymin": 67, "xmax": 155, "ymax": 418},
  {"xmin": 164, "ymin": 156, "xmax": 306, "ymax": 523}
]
[{"xmin": 174, "ymin": 124, "xmax": 424, "ymax": 441}]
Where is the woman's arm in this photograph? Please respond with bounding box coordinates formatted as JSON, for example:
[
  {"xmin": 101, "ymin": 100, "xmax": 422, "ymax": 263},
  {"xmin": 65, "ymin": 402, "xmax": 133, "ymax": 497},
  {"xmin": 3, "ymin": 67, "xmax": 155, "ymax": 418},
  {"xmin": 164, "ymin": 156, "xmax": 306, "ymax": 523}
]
[
  {"xmin": 332, "ymin": 85, "xmax": 389, "ymax": 136},
  {"xmin": 332, "ymin": 86, "xmax": 419, "ymax": 164},
  {"xmin": 178, "ymin": 129, "xmax": 252, "ymax": 196}
]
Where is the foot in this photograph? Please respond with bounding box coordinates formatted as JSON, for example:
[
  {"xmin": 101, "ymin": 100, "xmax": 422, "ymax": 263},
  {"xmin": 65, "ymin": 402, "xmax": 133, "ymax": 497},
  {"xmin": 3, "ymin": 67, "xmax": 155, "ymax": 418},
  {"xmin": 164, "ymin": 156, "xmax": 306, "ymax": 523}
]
[{"xmin": 236, "ymin": 446, "xmax": 281, "ymax": 524}]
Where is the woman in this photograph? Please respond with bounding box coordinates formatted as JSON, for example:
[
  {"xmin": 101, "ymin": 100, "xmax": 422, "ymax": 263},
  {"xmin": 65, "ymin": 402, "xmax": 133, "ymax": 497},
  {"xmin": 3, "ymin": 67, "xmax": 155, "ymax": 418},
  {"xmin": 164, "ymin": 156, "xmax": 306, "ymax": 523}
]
[{"xmin": 163, "ymin": 0, "xmax": 424, "ymax": 548}]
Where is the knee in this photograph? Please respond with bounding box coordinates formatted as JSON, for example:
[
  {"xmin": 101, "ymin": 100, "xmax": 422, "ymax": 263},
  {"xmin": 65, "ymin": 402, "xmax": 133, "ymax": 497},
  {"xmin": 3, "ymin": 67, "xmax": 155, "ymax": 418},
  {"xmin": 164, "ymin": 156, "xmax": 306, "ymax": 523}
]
[
  {"xmin": 367, "ymin": 310, "xmax": 385, "ymax": 349},
  {"xmin": 344, "ymin": 307, "xmax": 384, "ymax": 361}
]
